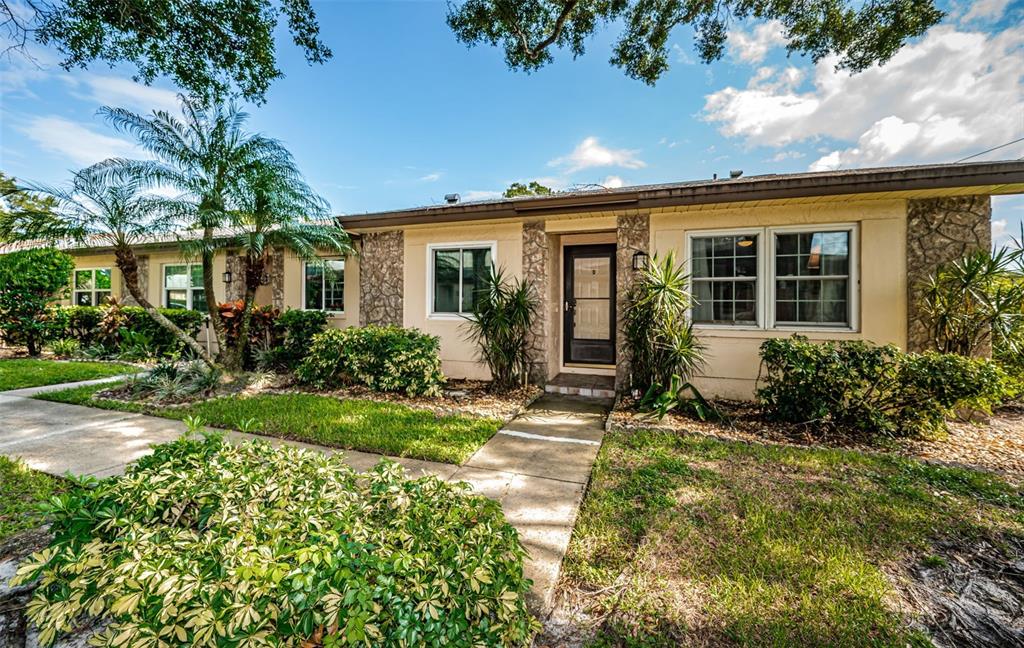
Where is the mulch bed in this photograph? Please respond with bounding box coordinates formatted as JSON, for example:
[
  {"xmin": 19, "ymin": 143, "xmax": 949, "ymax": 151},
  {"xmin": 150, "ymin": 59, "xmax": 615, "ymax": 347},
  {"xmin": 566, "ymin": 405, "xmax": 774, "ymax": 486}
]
[{"xmin": 610, "ymin": 400, "xmax": 1024, "ymax": 484}]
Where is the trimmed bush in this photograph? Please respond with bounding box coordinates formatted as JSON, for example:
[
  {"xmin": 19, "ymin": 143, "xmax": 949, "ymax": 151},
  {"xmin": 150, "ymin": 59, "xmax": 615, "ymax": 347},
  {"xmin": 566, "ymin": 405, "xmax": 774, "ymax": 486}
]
[
  {"xmin": 757, "ymin": 336, "xmax": 1009, "ymax": 439},
  {"xmin": 54, "ymin": 304, "xmax": 205, "ymax": 358},
  {"xmin": 298, "ymin": 325, "xmax": 445, "ymax": 396},
  {"xmin": 272, "ymin": 308, "xmax": 328, "ymax": 369},
  {"xmin": 14, "ymin": 434, "xmax": 537, "ymax": 647}
]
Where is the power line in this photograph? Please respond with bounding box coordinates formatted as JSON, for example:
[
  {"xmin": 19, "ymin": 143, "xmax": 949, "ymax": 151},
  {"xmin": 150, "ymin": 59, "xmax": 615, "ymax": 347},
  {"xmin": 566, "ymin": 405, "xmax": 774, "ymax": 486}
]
[{"xmin": 956, "ymin": 136, "xmax": 1024, "ymax": 163}]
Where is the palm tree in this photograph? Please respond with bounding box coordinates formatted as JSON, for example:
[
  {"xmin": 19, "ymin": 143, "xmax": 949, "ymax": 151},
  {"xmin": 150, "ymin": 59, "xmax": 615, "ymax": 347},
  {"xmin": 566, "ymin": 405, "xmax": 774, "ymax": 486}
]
[
  {"xmin": 221, "ymin": 160, "xmax": 353, "ymax": 369},
  {"xmin": 97, "ymin": 95, "xmax": 292, "ymax": 362},
  {"xmin": 3, "ymin": 165, "xmax": 216, "ymax": 364}
]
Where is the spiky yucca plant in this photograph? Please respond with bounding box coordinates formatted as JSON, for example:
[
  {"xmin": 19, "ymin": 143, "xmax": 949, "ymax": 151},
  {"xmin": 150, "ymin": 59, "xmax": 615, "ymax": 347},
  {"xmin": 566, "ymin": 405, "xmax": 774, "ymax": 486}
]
[{"xmin": 464, "ymin": 268, "xmax": 539, "ymax": 392}]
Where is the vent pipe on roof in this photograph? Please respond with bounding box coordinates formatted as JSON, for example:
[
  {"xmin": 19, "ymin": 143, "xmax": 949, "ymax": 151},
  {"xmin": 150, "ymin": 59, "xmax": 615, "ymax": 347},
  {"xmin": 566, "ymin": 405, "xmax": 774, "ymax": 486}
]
[
  {"xmin": 730, "ymin": 169, "xmax": 743, "ymax": 179},
  {"xmin": 444, "ymin": 193, "xmax": 460, "ymax": 204}
]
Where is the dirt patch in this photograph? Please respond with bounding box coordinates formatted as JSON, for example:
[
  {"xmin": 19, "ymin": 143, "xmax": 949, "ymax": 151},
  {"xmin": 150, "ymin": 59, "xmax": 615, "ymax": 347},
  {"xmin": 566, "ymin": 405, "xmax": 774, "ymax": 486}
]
[
  {"xmin": 901, "ymin": 537, "xmax": 1024, "ymax": 647},
  {"xmin": 611, "ymin": 400, "xmax": 1024, "ymax": 484}
]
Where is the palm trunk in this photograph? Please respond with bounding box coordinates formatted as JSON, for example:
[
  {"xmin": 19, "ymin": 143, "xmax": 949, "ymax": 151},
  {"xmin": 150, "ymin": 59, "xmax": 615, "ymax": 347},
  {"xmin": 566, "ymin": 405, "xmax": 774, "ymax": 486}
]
[
  {"xmin": 229, "ymin": 254, "xmax": 264, "ymax": 371},
  {"xmin": 115, "ymin": 246, "xmax": 216, "ymax": 366}
]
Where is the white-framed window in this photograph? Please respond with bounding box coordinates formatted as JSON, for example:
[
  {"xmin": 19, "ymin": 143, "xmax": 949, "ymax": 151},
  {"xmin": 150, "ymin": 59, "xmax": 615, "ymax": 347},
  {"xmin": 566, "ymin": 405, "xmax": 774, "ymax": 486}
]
[
  {"xmin": 686, "ymin": 224, "xmax": 858, "ymax": 331},
  {"xmin": 73, "ymin": 268, "xmax": 112, "ymax": 306},
  {"xmin": 689, "ymin": 231, "xmax": 761, "ymax": 326},
  {"xmin": 427, "ymin": 242, "xmax": 495, "ymax": 316},
  {"xmin": 163, "ymin": 263, "xmax": 207, "ymax": 312},
  {"xmin": 303, "ymin": 258, "xmax": 345, "ymax": 313}
]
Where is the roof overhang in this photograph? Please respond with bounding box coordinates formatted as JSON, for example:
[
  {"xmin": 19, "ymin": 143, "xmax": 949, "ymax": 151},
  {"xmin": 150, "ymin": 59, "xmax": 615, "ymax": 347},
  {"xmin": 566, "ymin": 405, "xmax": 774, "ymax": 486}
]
[{"xmin": 338, "ymin": 160, "xmax": 1024, "ymax": 230}]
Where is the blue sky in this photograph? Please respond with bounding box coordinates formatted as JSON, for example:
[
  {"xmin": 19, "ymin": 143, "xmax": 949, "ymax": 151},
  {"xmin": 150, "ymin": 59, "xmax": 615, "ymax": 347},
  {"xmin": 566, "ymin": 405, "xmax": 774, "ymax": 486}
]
[{"xmin": 1, "ymin": 0, "xmax": 1022, "ymax": 244}]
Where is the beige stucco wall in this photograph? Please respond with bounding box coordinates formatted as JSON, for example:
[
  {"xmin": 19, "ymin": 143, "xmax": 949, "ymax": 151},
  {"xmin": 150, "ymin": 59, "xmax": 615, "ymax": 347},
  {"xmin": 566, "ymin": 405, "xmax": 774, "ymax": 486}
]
[
  {"xmin": 403, "ymin": 221, "xmax": 524, "ymax": 380},
  {"xmin": 651, "ymin": 198, "xmax": 908, "ymax": 399},
  {"xmin": 280, "ymin": 249, "xmax": 360, "ymax": 328}
]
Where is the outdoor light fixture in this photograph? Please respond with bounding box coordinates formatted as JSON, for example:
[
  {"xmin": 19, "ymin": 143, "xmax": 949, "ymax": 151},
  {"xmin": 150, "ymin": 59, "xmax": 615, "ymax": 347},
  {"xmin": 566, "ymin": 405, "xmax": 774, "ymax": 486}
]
[
  {"xmin": 737, "ymin": 236, "xmax": 754, "ymax": 248},
  {"xmin": 260, "ymin": 273, "xmax": 271, "ymax": 286},
  {"xmin": 632, "ymin": 250, "xmax": 650, "ymax": 271},
  {"xmin": 222, "ymin": 271, "xmax": 233, "ymax": 283}
]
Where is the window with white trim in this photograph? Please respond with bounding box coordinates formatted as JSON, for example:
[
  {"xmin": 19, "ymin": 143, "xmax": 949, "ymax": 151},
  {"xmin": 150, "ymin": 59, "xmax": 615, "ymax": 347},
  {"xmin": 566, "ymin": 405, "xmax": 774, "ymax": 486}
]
[
  {"xmin": 687, "ymin": 225, "xmax": 856, "ymax": 330},
  {"xmin": 73, "ymin": 268, "xmax": 112, "ymax": 306},
  {"xmin": 304, "ymin": 258, "xmax": 345, "ymax": 312},
  {"xmin": 690, "ymin": 234, "xmax": 759, "ymax": 325},
  {"xmin": 773, "ymin": 230, "xmax": 851, "ymax": 326},
  {"xmin": 163, "ymin": 264, "xmax": 207, "ymax": 312},
  {"xmin": 431, "ymin": 245, "xmax": 493, "ymax": 315}
]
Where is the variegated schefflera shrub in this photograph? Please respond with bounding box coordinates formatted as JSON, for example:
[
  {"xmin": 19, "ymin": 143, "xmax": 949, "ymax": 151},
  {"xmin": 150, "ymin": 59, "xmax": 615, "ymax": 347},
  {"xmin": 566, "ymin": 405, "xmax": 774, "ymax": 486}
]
[{"xmin": 13, "ymin": 434, "xmax": 538, "ymax": 647}]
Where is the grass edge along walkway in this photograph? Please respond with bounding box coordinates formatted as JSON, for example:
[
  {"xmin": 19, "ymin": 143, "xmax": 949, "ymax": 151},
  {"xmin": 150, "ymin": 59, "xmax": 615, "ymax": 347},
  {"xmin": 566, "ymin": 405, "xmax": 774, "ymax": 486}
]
[
  {"xmin": 0, "ymin": 358, "xmax": 137, "ymax": 392},
  {"xmin": 34, "ymin": 383, "xmax": 501, "ymax": 465}
]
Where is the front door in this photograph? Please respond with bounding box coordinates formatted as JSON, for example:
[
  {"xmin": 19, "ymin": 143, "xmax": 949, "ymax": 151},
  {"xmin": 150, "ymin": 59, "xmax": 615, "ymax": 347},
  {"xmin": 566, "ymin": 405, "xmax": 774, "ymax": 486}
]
[{"xmin": 564, "ymin": 244, "xmax": 616, "ymax": 365}]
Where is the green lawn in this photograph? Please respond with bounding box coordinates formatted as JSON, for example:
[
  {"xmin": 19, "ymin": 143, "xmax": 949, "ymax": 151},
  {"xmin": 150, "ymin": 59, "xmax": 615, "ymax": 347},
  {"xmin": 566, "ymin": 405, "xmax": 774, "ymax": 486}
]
[
  {"xmin": 564, "ymin": 428, "xmax": 1024, "ymax": 647},
  {"xmin": 0, "ymin": 358, "xmax": 136, "ymax": 391},
  {"xmin": 36, "ymin": 384, "xmax": 501, "ymax": 464},
  {"xmin": 0, "ymin": 456, "xmax": 70, "ymax": 542}
]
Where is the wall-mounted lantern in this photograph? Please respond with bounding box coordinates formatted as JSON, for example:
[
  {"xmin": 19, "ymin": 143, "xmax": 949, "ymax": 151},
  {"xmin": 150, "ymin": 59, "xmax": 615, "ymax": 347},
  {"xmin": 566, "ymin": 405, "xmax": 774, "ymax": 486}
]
[
  {"xmin": 222, "ymin": 270, "xmax": 233, "ymax": 283},
  {"xmin": 632, "ymin": 250, "xmax": 650, "ymax": 271}
]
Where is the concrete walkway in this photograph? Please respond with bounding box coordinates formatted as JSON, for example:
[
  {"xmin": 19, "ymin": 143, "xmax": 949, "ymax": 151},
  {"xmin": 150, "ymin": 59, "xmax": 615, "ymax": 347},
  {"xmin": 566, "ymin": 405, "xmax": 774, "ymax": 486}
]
[{"xmin": 0, "ymin": 383, "xmax": 607, "ymax": 613}]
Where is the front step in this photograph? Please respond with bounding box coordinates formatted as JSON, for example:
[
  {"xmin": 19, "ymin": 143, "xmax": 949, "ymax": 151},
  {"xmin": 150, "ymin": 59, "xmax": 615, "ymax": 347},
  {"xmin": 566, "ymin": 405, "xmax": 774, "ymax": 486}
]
[{"xmin": 544, "ymin": 373, "xmax": 616, "ymax": 399}]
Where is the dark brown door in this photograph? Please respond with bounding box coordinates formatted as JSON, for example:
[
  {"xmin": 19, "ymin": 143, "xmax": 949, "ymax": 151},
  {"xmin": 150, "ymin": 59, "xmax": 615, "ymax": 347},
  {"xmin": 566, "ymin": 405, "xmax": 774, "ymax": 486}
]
[{"xmin": 564, "ymin": 244, "xmax": 616, "ymax": 365}]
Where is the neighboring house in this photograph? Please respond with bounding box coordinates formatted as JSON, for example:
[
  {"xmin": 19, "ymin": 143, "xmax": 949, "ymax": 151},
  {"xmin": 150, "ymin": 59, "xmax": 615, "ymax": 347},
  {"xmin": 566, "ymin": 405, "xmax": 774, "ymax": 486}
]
[{"xmin": 45, "ymin": 161, "xmax": 1024, "ymax": 398}]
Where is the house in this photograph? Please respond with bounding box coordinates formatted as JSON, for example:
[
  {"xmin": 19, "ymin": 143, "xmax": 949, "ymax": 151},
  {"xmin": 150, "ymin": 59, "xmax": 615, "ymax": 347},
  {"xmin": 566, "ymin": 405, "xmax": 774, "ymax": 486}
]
[{"xmin": 54, "ymin": 161, "xmax": 1024, "ymax": 399}]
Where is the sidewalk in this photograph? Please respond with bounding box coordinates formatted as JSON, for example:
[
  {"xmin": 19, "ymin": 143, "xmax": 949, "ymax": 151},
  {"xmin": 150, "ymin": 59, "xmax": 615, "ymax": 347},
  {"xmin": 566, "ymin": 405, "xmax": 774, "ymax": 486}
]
[{"xmin": 0, "ymin": 383, "xmax": 608, "ymax": 613}]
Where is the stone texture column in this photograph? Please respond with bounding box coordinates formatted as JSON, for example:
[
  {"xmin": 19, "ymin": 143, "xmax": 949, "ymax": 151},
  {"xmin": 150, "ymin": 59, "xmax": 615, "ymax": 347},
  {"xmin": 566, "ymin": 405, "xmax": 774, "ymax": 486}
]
[
  {"xmin": 359, "ymin": 231, "xmax": 404, "ymax": 326},
  {"xmin": 906, "ymin": 195, "xmax": 992, "ymax": 352},
  {"xmin": 522, "ymin": 221, "xmax": 550, "ymax": 384},
  {"xmin": 224, "ymin": 252, "xmax": 245, "ymax": 302},
  {"xmin": 615, "ymin": 213, "xmax": 650, "ymax": 392},
  {"xmin": 268, "ymin": 248, "xmax": 285, "ymax": 310},
  {"xmin": 120, "ymin": 254, "xmax": 149, "ymax": 305}
]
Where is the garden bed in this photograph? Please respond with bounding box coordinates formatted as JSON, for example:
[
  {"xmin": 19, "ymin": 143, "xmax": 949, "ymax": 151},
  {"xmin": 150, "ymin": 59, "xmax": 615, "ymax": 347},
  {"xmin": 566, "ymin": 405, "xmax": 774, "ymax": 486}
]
[{"xmin": 610, "ymin": 399, "xmax": 1024, "ymax": 484}]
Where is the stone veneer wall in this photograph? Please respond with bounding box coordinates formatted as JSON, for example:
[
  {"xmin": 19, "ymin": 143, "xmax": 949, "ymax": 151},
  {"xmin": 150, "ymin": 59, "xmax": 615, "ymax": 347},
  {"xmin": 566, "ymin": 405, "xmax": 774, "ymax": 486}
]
[
  {"xmin": 119, "ymin": 255, "xmax": 148, "ymax": 305},
  {"xmin": 359, "ymin": 231, "xmax": 404, "ymax": 326},
  {"xmin": 906, "ymin": 195, "xmax": 992, "ymax": 352},
  {"xmin": 521, "ymin": 221, "xmax": 550, "ymax": 384},
  {"xmin": 615, "ymin": 213, "xmax": 650, "ymax": 391},
  {"xmin": 224, "ymin": 252, "xmax": 245, "ymax": 302}
]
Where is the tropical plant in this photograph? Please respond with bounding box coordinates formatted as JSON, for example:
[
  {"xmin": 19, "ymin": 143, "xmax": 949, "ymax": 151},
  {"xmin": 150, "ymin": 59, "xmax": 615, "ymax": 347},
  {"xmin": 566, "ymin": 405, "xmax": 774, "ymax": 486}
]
[
  {"xmin": 115, "ymin": 327, "xmax": 156, "ymax": 362},
  {"xmin": 99, "ymin": 95, "xmax": 296, "ymax": 365},
  {"xmin": 0, "ymin": 248, "xmax": 74, "ymax": 355},
  {"xmin": 1, "ymin": 166, "xmax": 214, "ymax": 363},
  {"xmin": 463, "ymin": 267, "xmax": 539, "ymax": 391},
  {"xmin": 623, "ymin": 252, "xmax": 705, "ymax": 393},
  {"xmin": 220, "ymin": 159, "xmax": 353, "ymax": 369},
  {"xmin": 639, "ymin": 374, "xmax": 719, "ymax": 422},
  {"xmin": 13, "ymin": 434, "xmax": 538, "ymax": 647},
  {"xmin": 757, "ymin": 336, "xmax": 1010, "ymax": 440},
  {"xmin": 48, "ymin": 338, "xmax": 80, "ymax": 358},
  {"xmin": 919, "ymin": 247, "xmax": 1024, "ymax": 357},
  {"xmin": 297, "ymin": 325, "xmax": 445, "ymax": 396},
  {"xmin": 126, "ymin": 359, "xmax": 222, "ymax": 402}
]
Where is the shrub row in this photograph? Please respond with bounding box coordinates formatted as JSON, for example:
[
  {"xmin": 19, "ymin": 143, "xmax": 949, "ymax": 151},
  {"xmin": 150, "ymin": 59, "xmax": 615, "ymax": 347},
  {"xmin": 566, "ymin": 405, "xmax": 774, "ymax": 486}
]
[
  {"xmin": 297, "ymin": 325, "xmax": 445, "ymax": 396},
  {"xmin": 51, "ymin": 304, "xmax": 205, "ymax": 357},
  {"xmin": 757, "ymin": 336, "xmax": 1010, "ymax": 439},
  {"xmin": 14, "ymin": 433, "xmax": 537, "ymax": 647}
]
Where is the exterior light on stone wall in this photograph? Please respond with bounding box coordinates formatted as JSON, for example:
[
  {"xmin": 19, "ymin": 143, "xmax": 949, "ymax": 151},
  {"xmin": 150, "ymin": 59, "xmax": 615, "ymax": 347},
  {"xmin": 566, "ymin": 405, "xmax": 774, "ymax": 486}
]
[
  {"xmin": 222, "ymin": 271, "xmax": 233, "ymax": 283},
  {"xmin": 632, "ymin": 250, "xmax": 650, "ymax": 271}
]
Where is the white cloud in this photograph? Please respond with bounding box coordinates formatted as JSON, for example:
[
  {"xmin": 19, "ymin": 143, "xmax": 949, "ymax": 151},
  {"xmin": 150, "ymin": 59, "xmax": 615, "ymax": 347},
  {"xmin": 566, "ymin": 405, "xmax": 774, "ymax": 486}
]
[
  {"xmin": 963, "ymin": 0, "xmax": 1011, "ymax": 22},
  {"xmin": 993, "ymin": 218, "xmax": 1009, "ymax": 244},
  {"xmin": 419, "ymin": 172, "xmax": 442, "ymax": 182},
  {"xmin": 600, "ymin": 175, "xmax": 625, "ymax": 189},
  {"xmin": 71, "ymin": 75, "xmax": 181, "ymax": 113},
  {"xmin": 729, "ymin": 20, "xmax": 787, "ymax": 64},
  {"xmin": 770, "ymin": 150, "xmax": 805, "ymax": 162},
  {"xmin": 704, "ymin": 25, "xmax": 1024, "ymax": 170},
  {"xmin": 549, "ymin": 136, "xmax": 647, "ymax": 173},
  {"xmin": 20, "ymin": 116, "xmax": 142, "ymax": 166}
]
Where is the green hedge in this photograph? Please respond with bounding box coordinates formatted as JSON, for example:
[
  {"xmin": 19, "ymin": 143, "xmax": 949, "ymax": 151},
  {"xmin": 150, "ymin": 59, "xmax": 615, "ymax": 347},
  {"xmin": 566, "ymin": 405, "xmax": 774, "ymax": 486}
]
[
  {"xmin": 297, "ymin": 325, "xmax": 445, "ymax": 396},
  {"xmin": 13, "ymin": 434, "xmax": 538, "ymax": 647},
  {"xmin": 757, "ymin": 336, "xmax": 1009, "ymax": 439},
  {"xmin": 53, "ymin": 304, "xmax": 204, "ymax": 357},
  {"xmin": 272, "ymin": 308, "xmax": 328, "ymax": 369}
]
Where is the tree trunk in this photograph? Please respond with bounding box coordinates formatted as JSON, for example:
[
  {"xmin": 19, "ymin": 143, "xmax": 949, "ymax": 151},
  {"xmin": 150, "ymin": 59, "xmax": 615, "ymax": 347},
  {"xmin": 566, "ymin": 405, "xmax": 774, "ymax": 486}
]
[
  {"xmin": 200, "ymin": 225, "xmax": 228, "ymax": 363},
  {"xmin": 227, "ymin": 254, "xmax": 264, "ymax": 371},
  {"xmin": 115, "ymin": 246, "xmax": 216, "ymax": 366}
]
